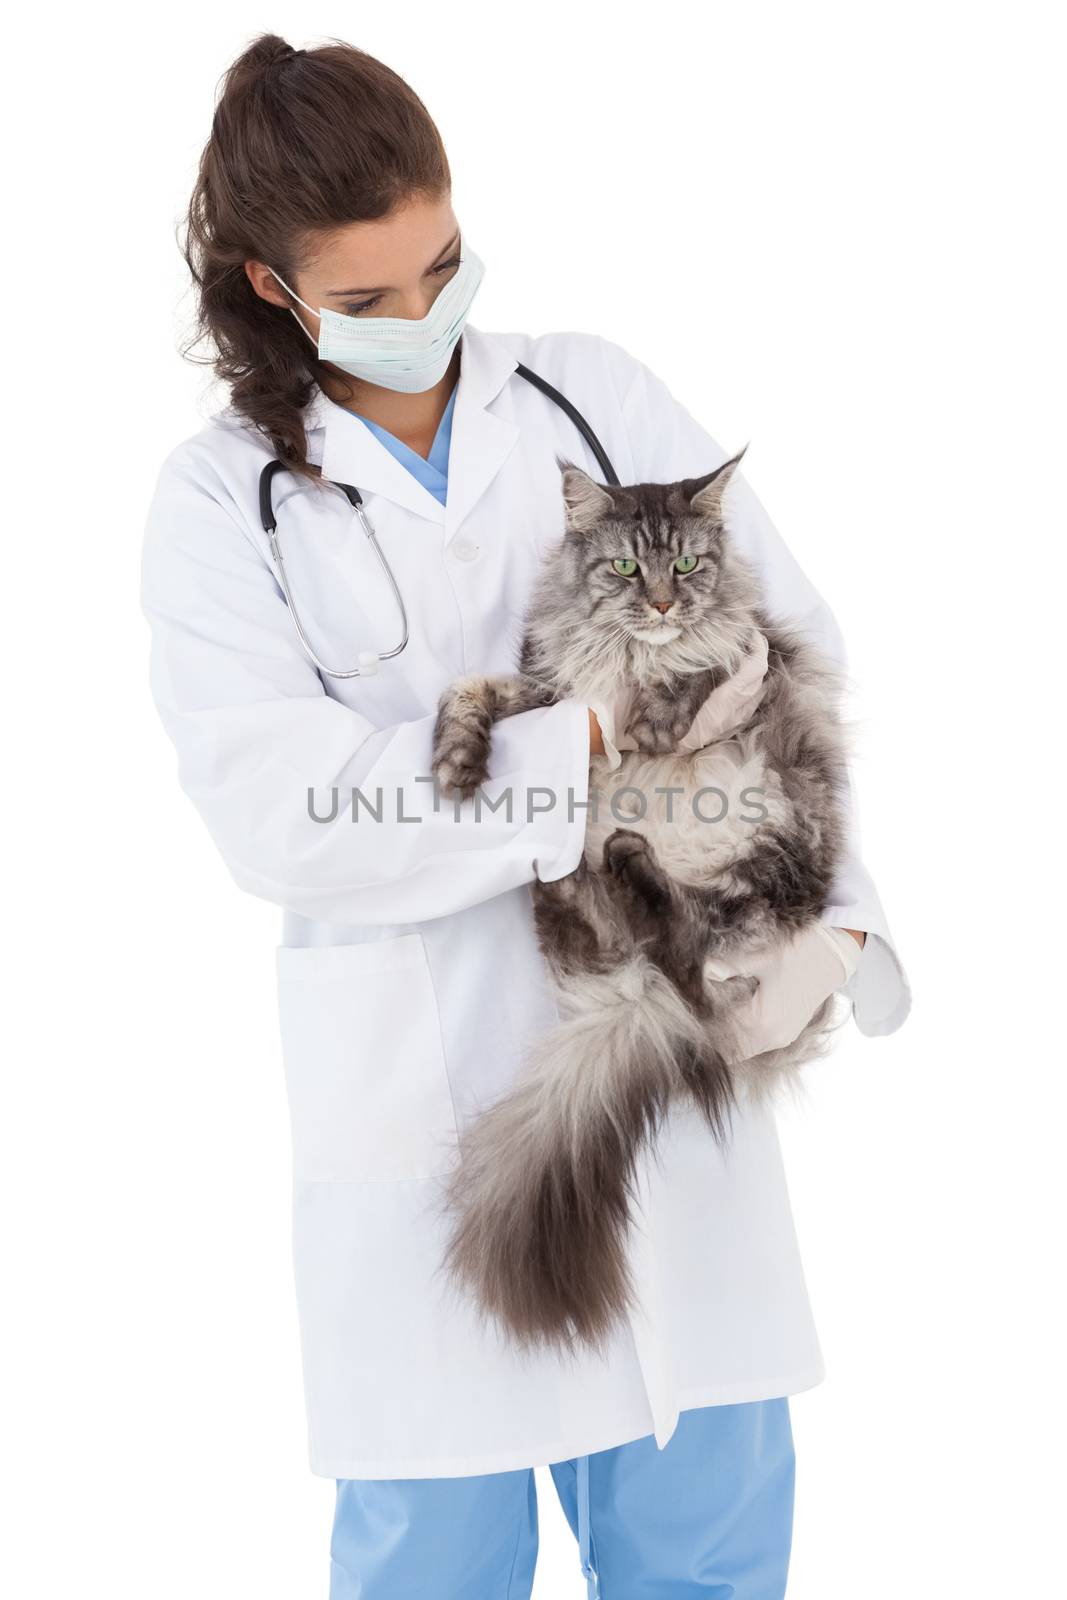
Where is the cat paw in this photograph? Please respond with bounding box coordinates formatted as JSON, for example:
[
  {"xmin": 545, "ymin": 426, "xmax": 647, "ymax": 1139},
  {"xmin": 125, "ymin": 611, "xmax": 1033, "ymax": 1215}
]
[
  {"xmin": 432, "ymin": 679, "xmax": 495, "ymax": 800},
  {"xmin": 627, "ymin": 715, "xmax": 679, "ymax": 755},
  {"xmin": 626, "ymin": 690, "xmax": 696, "ymax": 754},
  {"xmin": 602, "ymin": 828, "xmax": 672, "ymax": 910},
  {"xmin": 433, "ymin": 749, "xmax": 491, "ymax": 802},
  {"xmin": 603, "ymin": 827, "xmax": 650, "ymax": 871}
]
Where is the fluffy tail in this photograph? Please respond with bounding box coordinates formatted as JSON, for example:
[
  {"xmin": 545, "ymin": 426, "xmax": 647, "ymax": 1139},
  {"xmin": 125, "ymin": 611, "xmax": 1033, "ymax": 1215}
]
[{"xmin": 435, "ymin": 954, "xmax": 736, "ymax": 1358}]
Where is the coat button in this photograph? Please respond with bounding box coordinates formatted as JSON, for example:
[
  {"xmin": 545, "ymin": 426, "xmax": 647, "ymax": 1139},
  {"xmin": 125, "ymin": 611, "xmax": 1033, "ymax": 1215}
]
[{"xmin": 451, "ymin": 539, "xmax": 479, "ymax": 562}]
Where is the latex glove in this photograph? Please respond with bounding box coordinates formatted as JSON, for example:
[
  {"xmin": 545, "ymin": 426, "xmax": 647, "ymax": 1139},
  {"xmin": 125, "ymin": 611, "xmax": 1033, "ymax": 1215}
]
[
  {"xmin": 705, "ymin": 923, "xmax": 863, "ymax": 1065},
  {"xmin": 588, "ymin": 633, "xmax": 771, "ymax": 770}
]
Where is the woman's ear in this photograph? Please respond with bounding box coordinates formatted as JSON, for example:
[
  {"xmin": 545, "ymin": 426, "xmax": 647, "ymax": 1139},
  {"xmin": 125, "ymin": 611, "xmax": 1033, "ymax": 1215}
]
[{"xmin": 245, "ymin": 260, "xmax": 291, "ymax": 310}]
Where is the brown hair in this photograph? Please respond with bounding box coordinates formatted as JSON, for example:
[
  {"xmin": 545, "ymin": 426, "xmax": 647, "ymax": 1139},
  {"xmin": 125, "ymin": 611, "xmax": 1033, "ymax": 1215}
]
[{"xmin": 179, "ymin": 33, "xmax": 452, "ymax": 482}]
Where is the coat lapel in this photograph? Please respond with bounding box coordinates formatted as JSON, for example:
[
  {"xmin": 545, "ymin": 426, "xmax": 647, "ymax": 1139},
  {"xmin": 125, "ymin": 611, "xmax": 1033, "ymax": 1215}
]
[
  {"xmin": 304, "ymin": 323, "xmax": 521, "ymax": 536},
  {"xmin": 441, "ymin": 324, "xmax": 521, "ymax": 539}
]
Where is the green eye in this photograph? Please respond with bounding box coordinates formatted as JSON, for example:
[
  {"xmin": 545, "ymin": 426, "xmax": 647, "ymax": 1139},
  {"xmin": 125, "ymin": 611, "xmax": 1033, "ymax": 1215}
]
[
  {"xmin": 674, "ymin": 555, "xmax": 699, "ymax": 574},
  {"xmin": 612, "ymin": 558, "xmax": 638, "ymax": 577}
]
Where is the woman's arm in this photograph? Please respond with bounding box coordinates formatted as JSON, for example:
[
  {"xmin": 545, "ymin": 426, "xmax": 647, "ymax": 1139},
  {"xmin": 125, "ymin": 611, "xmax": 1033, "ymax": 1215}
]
[
  {"xmin": 141, "ymin": 445, "xmax": 593, "ymax": 927},
  {"xmin": 600, "ymin": 337, "xmax": 909, "ymax": 1036}
]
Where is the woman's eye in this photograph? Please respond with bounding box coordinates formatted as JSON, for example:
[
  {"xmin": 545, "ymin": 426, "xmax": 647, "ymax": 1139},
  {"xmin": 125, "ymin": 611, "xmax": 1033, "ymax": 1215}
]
[
  {"xmin": 612, "ymin": 558, "xmax": 638, "ymax": 577},
  {"xmin": 674, "ymin": 555, "xmax": 699, "ymax": 574},
  {"xmin": 343, "ymin": 259, "xmax": 460, "ymax": 317}
]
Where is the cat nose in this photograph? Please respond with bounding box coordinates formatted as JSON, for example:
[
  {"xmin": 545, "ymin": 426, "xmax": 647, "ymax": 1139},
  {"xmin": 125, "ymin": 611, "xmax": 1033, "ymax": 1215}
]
[{"xmin": 651, "ymin": 600, "xmax": 674, "ymax": 614}]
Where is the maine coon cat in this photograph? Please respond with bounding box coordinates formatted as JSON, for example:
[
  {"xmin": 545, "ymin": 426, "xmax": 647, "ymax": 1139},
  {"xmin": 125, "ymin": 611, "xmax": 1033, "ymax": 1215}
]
[{"xmin": 430, "ymin": 448, "xmax": 850, "ymax": 1357}]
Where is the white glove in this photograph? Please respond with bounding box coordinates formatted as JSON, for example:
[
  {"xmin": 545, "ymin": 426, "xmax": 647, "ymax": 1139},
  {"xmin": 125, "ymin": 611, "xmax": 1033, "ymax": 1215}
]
[
  {"xmin": 589, "ymin": 633, "xmax": 771, "ymax": 770},
  {"xmin": 706, "ymin": 923, "xmax": 863, "ymax": 1065}
]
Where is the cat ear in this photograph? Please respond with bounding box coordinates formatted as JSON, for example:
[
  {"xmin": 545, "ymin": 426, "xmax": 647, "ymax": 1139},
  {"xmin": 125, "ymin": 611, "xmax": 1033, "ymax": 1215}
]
[
  {"xmin": 686, "ymin": 444, "xmax": 750, "ymax": 520},
  {"xmin": 555, "ymin": 455, "xmax": 616, "ymax": 534}
]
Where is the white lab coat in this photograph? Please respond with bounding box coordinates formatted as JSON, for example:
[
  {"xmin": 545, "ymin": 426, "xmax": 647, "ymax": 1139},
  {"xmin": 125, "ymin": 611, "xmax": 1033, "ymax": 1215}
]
[{"xmin": 140, "ymin": 323, "xmax": 910, "ymax": 1479}]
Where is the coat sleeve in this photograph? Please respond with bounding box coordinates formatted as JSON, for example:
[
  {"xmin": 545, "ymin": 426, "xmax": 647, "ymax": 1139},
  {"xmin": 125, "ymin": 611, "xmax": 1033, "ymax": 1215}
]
[
  {"xmin": 600, "ymin": 337, "xmax": 911, "ymax": 1038},
  {"xmin": 140, "ymin": 442, "xmax": 592, "ymax": 927}
]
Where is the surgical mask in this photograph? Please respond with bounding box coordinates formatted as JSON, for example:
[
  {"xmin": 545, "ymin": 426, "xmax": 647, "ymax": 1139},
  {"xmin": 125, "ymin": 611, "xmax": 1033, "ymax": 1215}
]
[{"xmin": 271, "ymin": 245, "xmax": 485, "ymax": 393}]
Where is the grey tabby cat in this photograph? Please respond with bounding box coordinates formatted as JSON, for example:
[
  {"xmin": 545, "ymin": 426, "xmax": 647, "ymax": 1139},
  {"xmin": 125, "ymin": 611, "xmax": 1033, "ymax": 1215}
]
[{"xmin": 430, "ymin": 448, "xmax": 849, "ymax": 1357}]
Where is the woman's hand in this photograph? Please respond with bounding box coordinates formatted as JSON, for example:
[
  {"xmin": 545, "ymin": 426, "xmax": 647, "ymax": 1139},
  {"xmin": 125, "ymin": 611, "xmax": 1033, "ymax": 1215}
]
[
  {"xmin": 588, "ymin": 707, "xmax": 606, "ymax": 757},
  {"xmin": 707, "ymin": 923, "xmax": 864, "ymax": 1064}
]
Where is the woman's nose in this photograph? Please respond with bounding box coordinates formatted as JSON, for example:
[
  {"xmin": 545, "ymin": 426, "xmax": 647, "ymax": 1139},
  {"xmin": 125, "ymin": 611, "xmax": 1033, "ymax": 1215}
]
[{"xmin": 396, "ymin": 297, "xmax": 434, "ymax": 320}]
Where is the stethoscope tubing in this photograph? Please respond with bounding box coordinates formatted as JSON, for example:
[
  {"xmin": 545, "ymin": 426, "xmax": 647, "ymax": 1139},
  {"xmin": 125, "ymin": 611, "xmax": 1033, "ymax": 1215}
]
[{"xmin": 259, "ymin": 362, "xmax": 619, "ymax": 678}]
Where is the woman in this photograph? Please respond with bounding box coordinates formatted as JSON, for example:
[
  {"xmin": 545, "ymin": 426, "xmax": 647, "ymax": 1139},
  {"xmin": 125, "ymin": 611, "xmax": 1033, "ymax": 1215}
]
[{"xmin": 141, "ymin": 33, "xmax": 910, "ymax": 1600}]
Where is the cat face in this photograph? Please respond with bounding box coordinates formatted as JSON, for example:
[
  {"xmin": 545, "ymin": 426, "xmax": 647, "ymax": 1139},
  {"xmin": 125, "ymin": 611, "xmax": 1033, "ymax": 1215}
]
[{"xmin": 554, "ymin": 449, "xmax": 751, "ymax": 653}]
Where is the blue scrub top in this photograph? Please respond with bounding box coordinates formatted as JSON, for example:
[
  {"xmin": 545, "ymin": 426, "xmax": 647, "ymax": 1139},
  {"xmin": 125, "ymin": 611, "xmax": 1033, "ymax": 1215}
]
[{"xmin": 351, "ymin": 385, "xmax": 456, "ymax": 505}]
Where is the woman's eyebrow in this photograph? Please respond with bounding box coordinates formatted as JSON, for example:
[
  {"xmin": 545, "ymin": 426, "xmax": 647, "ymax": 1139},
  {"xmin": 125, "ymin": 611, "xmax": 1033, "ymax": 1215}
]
[{"xmin": 326, "ymin": 230, "xmax": 461, "ymax": 297}]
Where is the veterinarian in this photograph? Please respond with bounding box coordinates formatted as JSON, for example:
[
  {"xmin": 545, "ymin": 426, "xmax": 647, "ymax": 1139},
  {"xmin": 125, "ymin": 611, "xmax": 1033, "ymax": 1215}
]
[{"xmin": 141, "ymin": 34, "xmax": 911, "ymax": 1600}]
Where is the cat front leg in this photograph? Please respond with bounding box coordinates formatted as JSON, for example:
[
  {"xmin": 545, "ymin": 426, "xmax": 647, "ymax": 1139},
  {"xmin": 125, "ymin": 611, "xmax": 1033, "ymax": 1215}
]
[
  {"xmin": 432, "ymin": 674, "xmax": 552, "ymax": 801},
  {"xmin": 626, "ymin": 667, "xmax": 728, "ymax": 754}
]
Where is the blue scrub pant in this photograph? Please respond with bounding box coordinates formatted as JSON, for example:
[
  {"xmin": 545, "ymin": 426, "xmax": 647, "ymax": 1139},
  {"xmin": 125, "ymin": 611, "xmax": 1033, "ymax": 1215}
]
[{"xmin": 329, "ymin": 1398, "xmax": 795, "ymax": 1598}]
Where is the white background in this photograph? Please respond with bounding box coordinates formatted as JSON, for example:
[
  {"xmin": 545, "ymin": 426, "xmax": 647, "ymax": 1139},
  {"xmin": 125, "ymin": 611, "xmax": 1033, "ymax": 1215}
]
[{"xmin": 3, "ymin": 3, "xmax": 1064, "ymax": 1595}]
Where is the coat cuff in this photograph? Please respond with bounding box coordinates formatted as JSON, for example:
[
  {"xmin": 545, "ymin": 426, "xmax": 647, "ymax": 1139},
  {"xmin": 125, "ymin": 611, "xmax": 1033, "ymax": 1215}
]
[
  {"xmin": 822, "ymin": 905, "xmax": 912, "ymax": 1038},
  {"xmin": 528, "ymin": 697, "xmax": 593, "ymax": 885}
]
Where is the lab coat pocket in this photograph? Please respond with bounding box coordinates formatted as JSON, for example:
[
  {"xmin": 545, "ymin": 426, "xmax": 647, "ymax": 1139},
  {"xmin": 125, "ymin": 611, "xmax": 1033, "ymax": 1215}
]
[{"xmin": 275, "ymin": 935, "xmax": 459, "ymax": 1182}]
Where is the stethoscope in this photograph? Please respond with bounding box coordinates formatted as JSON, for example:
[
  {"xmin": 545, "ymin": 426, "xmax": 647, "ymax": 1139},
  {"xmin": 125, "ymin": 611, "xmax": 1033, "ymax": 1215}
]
[{"xmin": 258, "ymin": 362, "xmax": 620, "ymax": 679}]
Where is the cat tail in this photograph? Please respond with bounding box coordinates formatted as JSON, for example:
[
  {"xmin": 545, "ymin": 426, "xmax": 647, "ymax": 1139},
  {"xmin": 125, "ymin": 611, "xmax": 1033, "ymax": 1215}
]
[{"xmin": 434, "ymin": 953, "xmax": 736, "ymax": 1358}]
